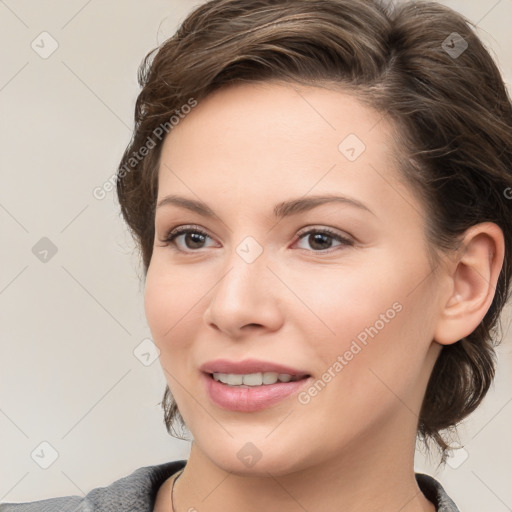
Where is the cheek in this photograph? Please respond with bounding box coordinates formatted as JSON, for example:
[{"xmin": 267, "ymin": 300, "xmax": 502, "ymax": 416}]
[
  {"xmin": 328, "ymin": 298, "xmax": 433, "ymax": 423},
  {"xmin": 292, "ymin": 259, "xmax": 431, "ymax": 395},
  {"xmin": 144, "ymin": 260, "xmax": 203, "ymax": 347},
  {"xmin": 286, "ymin": 261, "xmax": 401, "ymax": 351}
]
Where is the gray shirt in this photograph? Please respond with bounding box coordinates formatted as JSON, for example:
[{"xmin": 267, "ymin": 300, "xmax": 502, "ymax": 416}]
[{"xmin": 0, "ymin": 460, "xmax": 460, "ymax": 511}]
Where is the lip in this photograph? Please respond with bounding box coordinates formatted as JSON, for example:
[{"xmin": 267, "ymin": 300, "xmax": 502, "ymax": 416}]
[
  {"xmin": 199, "ymin": 358, "xmax": 309, "ymax": 377},
  {"xmin": 199, "ymin": 358, "xmax": 312, "ymax": 412},
  {"xmin": 202, "ymin": 372, "xmax": 312, "ymax": 412}
]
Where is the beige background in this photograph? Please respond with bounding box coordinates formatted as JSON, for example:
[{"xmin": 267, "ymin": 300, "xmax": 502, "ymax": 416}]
[{"xmin": 1, "ymin": 1, "xmax": 511, "ymax": 510}]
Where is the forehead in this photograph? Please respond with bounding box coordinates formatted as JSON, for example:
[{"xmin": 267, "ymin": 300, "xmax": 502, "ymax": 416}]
[
  {"xmin": 161, "ymin": 81, "xmax": 392, "ymax": 163},
  {"xmin": 157, "ymin": 82, "xmax": 415, "ymax": 223}
]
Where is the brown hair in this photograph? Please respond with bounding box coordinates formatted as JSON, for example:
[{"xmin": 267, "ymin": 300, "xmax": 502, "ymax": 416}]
[{"xmin": 116, "ymin": 0, "xmax": 512, "ymax": 462}]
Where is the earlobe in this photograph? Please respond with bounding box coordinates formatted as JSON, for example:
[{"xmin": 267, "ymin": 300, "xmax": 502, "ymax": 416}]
[{"xmin": 434, "ymin": 222, "xmax": 505, "ymax": 346}]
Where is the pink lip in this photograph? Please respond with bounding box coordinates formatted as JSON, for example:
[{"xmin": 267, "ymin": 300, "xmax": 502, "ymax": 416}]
[
  {"xmin": 199, "ymin": 358, "xmax": 312, "ymax": 412},
  {"xmin": 199, "ymin": 358, "xmax": 309, "ymax": 377}
]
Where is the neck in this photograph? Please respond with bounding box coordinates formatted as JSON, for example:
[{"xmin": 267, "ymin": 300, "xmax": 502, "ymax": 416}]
[{"xmin": 172, "ymin": 418, "xmax": 436, "ymax": 512}]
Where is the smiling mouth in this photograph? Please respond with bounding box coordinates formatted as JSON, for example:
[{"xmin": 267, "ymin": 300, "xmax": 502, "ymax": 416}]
[{"xmin": 209, "ymin": 372, "xmax": 310, "ymax": 387}]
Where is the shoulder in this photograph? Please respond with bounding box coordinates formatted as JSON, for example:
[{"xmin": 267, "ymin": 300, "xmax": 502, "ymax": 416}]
[
  {"xmin": 0, "ymin": 460, "xmax": 187, "ymax": 512},
  {"xmin": 415, "ymin": 473, "xmax": 460, "ymax": 512}
]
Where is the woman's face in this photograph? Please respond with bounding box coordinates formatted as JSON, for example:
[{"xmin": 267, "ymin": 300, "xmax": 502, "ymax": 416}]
[{"xmin": 145, "ymin": 82, "xmax": 445, "ymax": 475}]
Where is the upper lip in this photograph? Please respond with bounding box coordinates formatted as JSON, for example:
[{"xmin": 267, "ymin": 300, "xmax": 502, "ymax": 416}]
[{"xmin": 200, "ymin": 358, "xmax": 310, "ymax": 377}]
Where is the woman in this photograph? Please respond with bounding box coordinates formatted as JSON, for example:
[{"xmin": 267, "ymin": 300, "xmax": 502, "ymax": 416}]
[{"xmin": 2, "ymin": 0, "xmax": 511, "ymax": 511}]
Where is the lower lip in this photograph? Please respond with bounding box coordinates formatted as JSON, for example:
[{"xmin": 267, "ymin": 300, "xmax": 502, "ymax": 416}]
[{"xmin": 203, "ymin": 373, "xmax": 311, "ymax": 412}]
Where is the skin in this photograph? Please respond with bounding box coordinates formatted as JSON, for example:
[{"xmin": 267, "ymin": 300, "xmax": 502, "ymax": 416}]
[{"xmin": 147, "ymin": 82, "xmax": 504, "ymax": 512}]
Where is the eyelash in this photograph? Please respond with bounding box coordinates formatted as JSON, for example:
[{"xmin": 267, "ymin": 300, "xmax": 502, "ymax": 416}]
[{"xmin": 160, "ymin": 224, "xmax": 354, "ymax": 254}]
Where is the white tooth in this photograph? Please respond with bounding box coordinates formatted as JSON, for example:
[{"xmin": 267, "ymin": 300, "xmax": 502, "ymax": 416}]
[
  {"xmin": 243, "ymin": 373, "xmax": 263, "ymax": 386},
  {"xmin": 226, "ymin": 374, "xmax": 244, "ymax": 385},
  {"xmin": 262, "ymin": 372, "xmax": 279, "ymax": 384},
  {"xmin": 213, "ymin": 372, "xmax": 298, "ymax": 386}
]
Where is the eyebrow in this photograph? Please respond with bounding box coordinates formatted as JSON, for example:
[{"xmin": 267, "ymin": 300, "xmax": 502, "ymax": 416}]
[{"xmin": 156, "ymin": 194, "xmax": 375, "ymax": 218}]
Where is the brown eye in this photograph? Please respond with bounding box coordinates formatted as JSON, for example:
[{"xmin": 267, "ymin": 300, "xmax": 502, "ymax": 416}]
[
  {"xmin": 162, "ymin": 226, "xmax": 217, "ymax": 252},
  {"xmin": 180, "ymin": 231, "xmax": 208, "ymax": 249},
  {"xmin": 295, "ymin": 228, "xmax": 353, "ymax": 252}
]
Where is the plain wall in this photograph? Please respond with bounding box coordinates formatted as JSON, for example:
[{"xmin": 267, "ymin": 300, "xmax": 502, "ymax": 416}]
[{"xmin": 1, "ymin": 1, "xmax": 511, "ymax": 510}]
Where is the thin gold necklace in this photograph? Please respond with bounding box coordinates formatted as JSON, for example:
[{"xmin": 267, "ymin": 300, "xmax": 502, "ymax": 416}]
[{"xmin": 171, "ymin": 469, "xmax": 184, "ymax": 512}]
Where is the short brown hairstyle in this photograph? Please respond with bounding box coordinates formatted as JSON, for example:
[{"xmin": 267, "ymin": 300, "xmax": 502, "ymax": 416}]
[{"xmin": 116, "ymin": 0, "xmax": 512, "ymax": 462}]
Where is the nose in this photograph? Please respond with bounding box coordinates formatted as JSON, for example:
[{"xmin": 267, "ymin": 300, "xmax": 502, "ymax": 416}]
[{"xmin": 202, "ymin": 245, "xmax": 284, "ymax": 338}]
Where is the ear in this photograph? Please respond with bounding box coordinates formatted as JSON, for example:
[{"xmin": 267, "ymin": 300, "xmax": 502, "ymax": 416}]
[{"xmin": 434, "ymin": 222, "xmax": 505, "ymax": 345}]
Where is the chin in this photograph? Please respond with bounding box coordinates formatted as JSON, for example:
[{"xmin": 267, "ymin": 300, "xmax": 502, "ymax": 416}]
[{"xmin": 196, "ymin": 435, "xmax": 315, "ymax": 478}]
